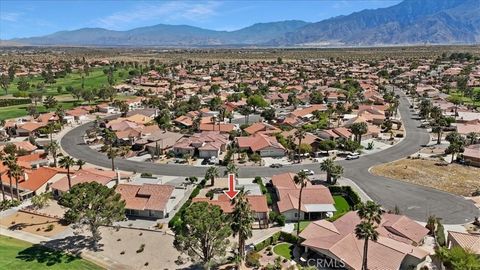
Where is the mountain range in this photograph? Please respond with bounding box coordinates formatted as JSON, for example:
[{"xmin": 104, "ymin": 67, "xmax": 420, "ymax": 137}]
[{"xmin": 9, "ymin": 0, "xmax": 480, "ymax": 47}]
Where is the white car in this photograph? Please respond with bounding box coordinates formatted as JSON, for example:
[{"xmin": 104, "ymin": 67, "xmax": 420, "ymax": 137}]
[
  {"xmin": 301, "ymin": 169, "xmax": 315, "ymax": 175},
  {"xmin": 346, "ymin": 155, "xmax": 360, "ymax": 160}
]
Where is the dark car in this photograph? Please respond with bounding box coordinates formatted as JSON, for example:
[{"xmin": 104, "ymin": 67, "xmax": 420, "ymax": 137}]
[{"xmin": 270, "ymin": 163, "xmax": 283, "ymax": 168}]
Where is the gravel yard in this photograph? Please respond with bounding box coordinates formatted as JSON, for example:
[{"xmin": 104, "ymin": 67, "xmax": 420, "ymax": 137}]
[{"xmin": 371, "ymin": 158, "xmax": 480, "ymax": 196}]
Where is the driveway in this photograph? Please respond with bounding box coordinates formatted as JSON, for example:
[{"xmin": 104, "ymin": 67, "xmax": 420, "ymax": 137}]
[{"xmin": 61, "ymin": 88, "xmax": 479, "ymax": 224}]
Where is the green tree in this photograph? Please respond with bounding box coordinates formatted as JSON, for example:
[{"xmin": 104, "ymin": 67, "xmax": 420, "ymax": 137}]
[
  {"xmin": 436, "ymin": 246, "xmax": 480, "ymax": 270},
  {"xmin": 11, "ymin": 163, "xmax": 24, "ymax": 201},
  {"xmin": 174, "ymin": 202, "xmax": 232, "ymax": 267},
  {"xmin": 59, "ymin": 182, "xmax": 125, "ymax": 248},
  {"xmin": 293, "ymin": 171, "xmax": 309, "ymax": 236},
  {"xmin": 59, "ymin": 156, "xmax": 76, "ymax": 190},
  {"xmin": 0, "ymin": 74, "xmax": 10, "ymax": 95},
  {"xmin": 247, "ymin": 94, "xmax": 268, "ymax": 113},
  {"xmin": 225, "ymin": 163, "xmax": 238, "ymax": 176},
  {"xmin": 355, "ymin": 201, "xmax": 382, "ymax": 270},
  {"xmin": 46, "ymin": 141, "xmax": 59, "ymax": 167},
  {"xmin": 445, "ymin": 131, "xmax": 465, "ymax": 163},
  {"xmin": 43, "ymin": 96, "xmax": 58, "ymax": 109},
  {"xmin": 320, "ymin": 158, "xmax": 343, "ymax": 184},
  {"xmin": 205, "ymin": 166, "xmax": 219, "ymax": 186},
  {"xmin": 318, "ymin": 140, "xmax": 336, "ymax": 154},
  {"xmin": 76, "ymin": 159, "xmax": 86, "ymax": 169},
  {"xmin": 231, "ymin": 190, "xmax": 254, "ymax": 261},
  {"xmin": 31, "ymin": 192, "xmax": 52, "ymax": 209},
  {"xmin": 2, "ymin": 154, "xmax": 17, "ymax": 201},
  {"xmin": 350, "ymin": 122, "xmax": 368, "ymax": 143},
  {"xmin": 294, "ymin": 129, "xmax": 306, "ymax": 163}
]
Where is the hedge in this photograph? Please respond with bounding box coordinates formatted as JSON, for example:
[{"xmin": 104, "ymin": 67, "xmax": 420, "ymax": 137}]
[
  {"xmin": 0, "ymin": 98, "xmax": 31, "ymax": 107},
  {"xmin": 254, "ymin": 231, "xmax": 298, "ymax": 252},
  {"xmin": 328, "ymin": 185, "xmax": 361, "ymax": 208},
  {"xmin": 254, "ymin": 176, "xmax": 273, "ymax": 206}
]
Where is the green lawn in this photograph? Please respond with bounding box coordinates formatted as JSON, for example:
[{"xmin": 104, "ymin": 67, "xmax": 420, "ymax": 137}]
[
  {"xmin": 2, "ymin": 68, "xmax": 132, "ymax": 97},
  {"xmin": 0, "ymin": 100, "xmax": 77, "ymax": 121},
  {"xmin": 0, "ymin": 235, "xmax": 102, "ymax": 270},
  {"xmin": 273, "ymin": 243, "xmax": 293, "ymax": 260},
  {"xmin": 329, "ymin": 195, "xmax": 351, "ymax": 222}
]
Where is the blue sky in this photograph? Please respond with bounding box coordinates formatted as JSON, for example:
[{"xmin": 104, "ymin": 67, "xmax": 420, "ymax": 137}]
[{"xmin": 0, "ymin": 0, "xmax": 401, "ymax": 39}]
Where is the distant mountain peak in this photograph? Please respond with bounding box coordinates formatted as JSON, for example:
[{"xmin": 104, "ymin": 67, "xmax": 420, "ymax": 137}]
[{"xmin": 9, "ymin": 0, "xmax": 480, "ymax": 47}]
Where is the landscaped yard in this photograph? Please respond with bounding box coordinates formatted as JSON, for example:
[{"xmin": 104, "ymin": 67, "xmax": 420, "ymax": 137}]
[
  {"xmin": 0, "ymin": 211, "xmax": 68, "ymax": 237},
  {"xmin": 371, "ymin": 158, "xmax": 480, "ymax": 196},
  {"xmin": 0, "ymin": 235, "xmax": 102, "ymax": 269},
  {"xmin": 333, "ymin": 195, "xmax": 350, "ymax": 213},
  {"xmin": 273, "ymin": 243, "xmax": 293, "ymax": 260}
]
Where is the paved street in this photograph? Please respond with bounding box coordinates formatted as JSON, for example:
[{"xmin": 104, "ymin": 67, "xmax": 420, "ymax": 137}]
[{"xmin": 61, "ymin": 90, "xmax": 479, "ymax": 224}]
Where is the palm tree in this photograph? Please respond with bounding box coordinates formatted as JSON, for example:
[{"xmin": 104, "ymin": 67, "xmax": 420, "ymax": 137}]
[
  {"xmin": 225, "ymin": 163, "xmax": 238, "ymax": 176},
  {"xmin": 3, "ymin": 154, "xmax": 16, "ymax": 200},
  {"xmin": 107, "ymin": 147, "xmax": 119, "ymax": 172},
  {"xmin": 0, "ymin": 171, "xmax": 5, "ymax": 201},
  {"xmin": 330, "ymin": 163, "xmax": 344, "ymax": 185},
  {"xmin": 356, "ymin": 201, "xmax": 382, "ymax": 270},
  {"xmin": 355, "ymin": 221, "xmax": 379, "ymax": 270},
  {"xmin": 293, "ymin": 171, "xmax": 309, "ymax": 236},
  {"xmin": 429, "ymin": 106, "xmax": 443, "ymax": 120},
  {"xmin": 76, "ymin": 159, "xmax": 86, "ymax": 169},
  {"xmin": 231, "ymin": 190, "xmax": 254, "ymax": 262},
  {"xmin": 11, "ymin": 164, "xmax": 23, "ymax": 201},
  {"xmin": 466, "ymin": 132, "xmax": 478, "ymax": 145},
  {"xmin": 46, "ymin": 141, "xmax": 59, "ymax": 167},
  {"xmin": 205, "ymin": 166, "xmax": 219, "ymax": 186},
  {"xmin": 320, "ymin": 158, "xmax": 335, "ymax": 183},
  {"xmin": 350, "ymin": 122, "xmax": 368, "ymax": 143},
  {"xmin": 59, "ymin": 156, "xmax": 76, "ymax": 190},
  {"xmin": 294, "ymin": 129, "xmax": 306, "ymax": 163},
  {"xmin": 431, "ymin": 117, "xmax": 447, "ymax": 145}
]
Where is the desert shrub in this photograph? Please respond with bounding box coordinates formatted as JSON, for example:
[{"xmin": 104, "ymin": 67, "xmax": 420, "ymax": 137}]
[
  {"xmin": 136, "ymin": 244, "xmax": 145, "ymax": 253},
  {"xmin": 45, "ymin": 224, "xmax": 55, "ymax": 231},
  {"xmin": 245, "ymin": 252, "xmax": 261, "ymax": 268}
]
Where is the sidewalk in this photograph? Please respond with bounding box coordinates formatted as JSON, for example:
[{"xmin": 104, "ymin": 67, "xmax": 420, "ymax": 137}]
[{"xmin": 337, "ymin": 177, "xmax": 372, "ymax": 202}]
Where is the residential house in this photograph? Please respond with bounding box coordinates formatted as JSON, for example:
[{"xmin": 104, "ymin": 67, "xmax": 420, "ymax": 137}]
[
  {"xmin": 463, "ymin": 145, "xmax": 480, "ymax": 167},
  {"xmin": 271, "ymin": 172, "xmax": 336, "ymax": 221},
  {"xmin": 173, "ymin": 132, "xmax": 229, "ymax": 158},
  {"xmin": 116, "ymin": 183, "xmax": 184, "ymax": 219},
  {"xmin": 193, "ymin": 194, "xmax": 269, "ymax": 228},
  {"xmin": 50, "ymin": 168, "xmax": 121, "ymax": 197},
  {"xmin": 447, "ymin": 231, "xmax": 480, "ymax": 254},
  {"xmin": 237, "ymin": 133, "xmax": 286, "ymax": 157},
  {"xmin": 300, "ymin": 212, "xmax": 430, "ymax": 270}
]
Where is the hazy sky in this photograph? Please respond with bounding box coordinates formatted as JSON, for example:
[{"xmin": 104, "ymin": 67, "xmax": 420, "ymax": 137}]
[{"xmin": 0, "ymin": 0, "xmax": 401, "ymax": 39}]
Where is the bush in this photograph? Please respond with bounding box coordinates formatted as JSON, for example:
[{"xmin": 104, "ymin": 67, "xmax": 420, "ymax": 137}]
[
  {"xmin": 140, "ymin": 172, "xmax": 153, "ymax": 178},
  {"xmin": 0, "ymin": 200, "xmax": 21, "ymax": 211},
  {"xmin": 436, "ymin": 221, "xmax": 446, "ymax": 247},
  {"xmin": 245, "ymin": 252, "xmax": 261, "ymax": 268},
  {"xmin": 205, "ymin": 190, "xmax": 214, "ymax": 199},
  {"xmin": 276, "ymin": 214, "xmax": 286, "ymax": 226},
  {"xmin": 0, "ymin": 98, "xmax": 31, "ymax": 107},
  {"xmin": 279, "ymin": 231, "xmax": 299, "ymax": 244},
  {"xmin": 45, "ymin": 224, "xmax": 55, "ymax": 231}
]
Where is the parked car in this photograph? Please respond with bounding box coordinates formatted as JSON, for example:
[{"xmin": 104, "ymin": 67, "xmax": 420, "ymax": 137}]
[
  {"xmin": 270, "ymin": 163, "xmax": 283, "ymax": 168},
  {"xmin": 346, "ymin": 155, "xmax": 360, "ymax": 160},
  {"xmin": 301, "ymin": 169, "xmax": 315, "ymax": 175}
]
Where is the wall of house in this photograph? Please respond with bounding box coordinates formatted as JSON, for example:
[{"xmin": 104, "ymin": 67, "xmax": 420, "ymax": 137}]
[
  {"xmin": 126, "ymin": 208, "xmax": 164, "ymax": 219},
  {"xmin": 282, "ymin": 209, "xmax": 305, "ymax": 221},
  {"xmin": 259, "ymin": 147, "xmax": 285, "ymax": 157},
  {"xmin": 199, "ymin": 149, "xmax": 219, "ymax": 158}
]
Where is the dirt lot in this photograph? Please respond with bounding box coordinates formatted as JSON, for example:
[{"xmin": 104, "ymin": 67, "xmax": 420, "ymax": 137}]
[
  {"xmin": 0, "ymin": 211, "xmax": 68, "ymax": 237},
  {"xmin": 371, "ymin": 158, "xmax": 480, "ymax": 196}
]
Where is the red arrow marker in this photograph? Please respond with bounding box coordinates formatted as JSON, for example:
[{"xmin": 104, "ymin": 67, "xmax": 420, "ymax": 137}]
[{"xmin": 224, "ymin": 174, "xmax": 239, "ymax": 200}]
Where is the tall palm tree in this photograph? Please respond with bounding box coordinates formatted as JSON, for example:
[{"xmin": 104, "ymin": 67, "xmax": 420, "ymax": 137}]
[
  {"xmin": 350, "ymin": 122, "xmax": 368, "ymax": 143},
  {"xmin": 225, "ymin": 163, "xmax": 238, "ymax": 176},
  {"xmin": 231, "ymin": 190, "xmax": 254, "ymax": 262},
  {"xmin": 3, "ymin": 154, "xmax": 16, "ymax": 200},
  {"xmin": 293, "ymin": 171, "xmax": 308, "ymax": 236},
  {"xmin": 0, "ymin": 171, "xmax": 5, "ymax": 201},
  {"xmin": 107, "ymin": 147, "xmax": 119, "ymax": 172},
  {"xmin": 59, "ymin": 156, "xmax": 76, "ymax": 190},
  {"xmin": 330, "ymin": 163, "xmax": 344, "ymax": 185},
  {"xmin": 356, "ymin": 201, "xmax": 382, "ymax": 270},
  {"xmin": 294, "ymin": 129, "xmax": 306, "ymax": 163},
  {"xmin": 46, "ymin": 141, "xmax": 59, "ymax": 167},
  {"xmin": 355, "ymin": 221, "xmax": 379, "ymax": 270},
  {"xmin": 11, "ymin": 164, "xmax": 23, "ymax": 201},
  {"xmin": 205, "ymin": 166, "xmax": 219, "ymax": 186}
]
